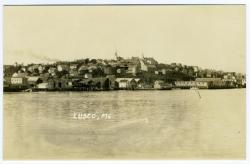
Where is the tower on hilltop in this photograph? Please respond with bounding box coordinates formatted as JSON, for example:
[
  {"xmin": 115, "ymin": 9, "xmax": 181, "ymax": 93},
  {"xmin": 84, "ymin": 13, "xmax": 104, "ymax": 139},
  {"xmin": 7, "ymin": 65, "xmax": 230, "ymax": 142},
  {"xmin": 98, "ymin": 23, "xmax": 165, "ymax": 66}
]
[{"xmin": 114, "ymin": 48, "xmax": 123, "ymax": 61}]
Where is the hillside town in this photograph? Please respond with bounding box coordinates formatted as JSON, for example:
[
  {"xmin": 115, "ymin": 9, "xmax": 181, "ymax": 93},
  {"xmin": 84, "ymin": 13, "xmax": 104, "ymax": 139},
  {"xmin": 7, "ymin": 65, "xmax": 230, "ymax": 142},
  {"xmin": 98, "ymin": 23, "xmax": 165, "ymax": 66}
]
[{"xmin": 3, "ymin": 52, "xmax": 246, "ymax": 92}]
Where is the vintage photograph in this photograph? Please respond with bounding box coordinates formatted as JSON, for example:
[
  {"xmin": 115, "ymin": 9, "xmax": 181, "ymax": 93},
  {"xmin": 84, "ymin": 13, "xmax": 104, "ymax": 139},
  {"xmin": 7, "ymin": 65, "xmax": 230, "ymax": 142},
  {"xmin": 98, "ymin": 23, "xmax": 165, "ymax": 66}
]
[{"xmin": 3, "ymin": 5, "xmax": 246, "ymax": 160}]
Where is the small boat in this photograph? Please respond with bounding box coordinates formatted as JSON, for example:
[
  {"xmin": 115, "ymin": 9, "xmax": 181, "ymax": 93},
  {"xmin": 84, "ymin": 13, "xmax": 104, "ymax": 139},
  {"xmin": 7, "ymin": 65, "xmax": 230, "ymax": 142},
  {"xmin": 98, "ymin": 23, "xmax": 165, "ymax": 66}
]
[
  {"xmin": 23, "ymin": 88, "xmax": 39, "ymax": 92},
  {"xmin": 190, "ymin": 87, "xmax": 199, "ymax": 90},
  {"xmin": 23, "ymin": 88, "xmax": 33, "ymax": 92},
  {"xmin": 158, "ymin": 86, "xmax": 172, "ymax": 90}
]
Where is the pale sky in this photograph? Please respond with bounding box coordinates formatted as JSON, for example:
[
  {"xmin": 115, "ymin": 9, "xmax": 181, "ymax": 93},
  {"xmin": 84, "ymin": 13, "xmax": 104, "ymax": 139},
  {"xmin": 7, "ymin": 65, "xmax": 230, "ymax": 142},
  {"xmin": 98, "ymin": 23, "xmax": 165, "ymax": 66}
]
[{"xmin": 4, "ymin": 5, "xmax": 245, "ymax": 73}]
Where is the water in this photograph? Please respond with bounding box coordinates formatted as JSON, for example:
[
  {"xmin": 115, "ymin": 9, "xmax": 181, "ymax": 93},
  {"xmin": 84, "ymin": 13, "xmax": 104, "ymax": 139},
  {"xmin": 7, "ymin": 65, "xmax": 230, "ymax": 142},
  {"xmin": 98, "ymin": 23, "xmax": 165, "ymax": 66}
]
[{"xmin": 3, "ymin": 89, "xmax": 246, "ymax": 159}]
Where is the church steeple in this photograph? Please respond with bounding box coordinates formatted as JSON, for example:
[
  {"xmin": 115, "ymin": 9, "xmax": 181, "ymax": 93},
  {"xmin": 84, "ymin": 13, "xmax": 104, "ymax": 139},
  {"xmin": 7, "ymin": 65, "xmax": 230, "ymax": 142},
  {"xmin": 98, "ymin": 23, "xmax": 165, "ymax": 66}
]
[
  {"xmin": 115, "ymin": 48, "xmax": 118, "ymax": 60},
  {"xmin": 141, "ymin": 50, "xmax": 145, "ymax": 59}
]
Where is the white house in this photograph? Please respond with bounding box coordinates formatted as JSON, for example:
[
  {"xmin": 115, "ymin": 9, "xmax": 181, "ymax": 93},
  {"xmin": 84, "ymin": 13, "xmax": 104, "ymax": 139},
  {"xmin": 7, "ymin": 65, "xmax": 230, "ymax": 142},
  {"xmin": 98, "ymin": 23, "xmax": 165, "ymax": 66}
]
[
  {"xmin": 115, "ymin": 78, "xmax": 137, "ymax": 89},
  {"xmin": 37, "ymin": 82, "xmax": 49, "ymax": 89},
  {"xmin": 11, "ymin": 73, "xmax": 28, "ymax": 85}
]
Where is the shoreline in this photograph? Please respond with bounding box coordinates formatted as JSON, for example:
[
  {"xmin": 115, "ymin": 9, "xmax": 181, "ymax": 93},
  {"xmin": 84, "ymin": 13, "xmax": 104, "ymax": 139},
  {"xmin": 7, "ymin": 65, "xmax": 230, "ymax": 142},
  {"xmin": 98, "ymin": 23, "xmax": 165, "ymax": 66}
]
[{"xmin": 3, "ymin": 87, "xmax": 245, "ymax": 93}]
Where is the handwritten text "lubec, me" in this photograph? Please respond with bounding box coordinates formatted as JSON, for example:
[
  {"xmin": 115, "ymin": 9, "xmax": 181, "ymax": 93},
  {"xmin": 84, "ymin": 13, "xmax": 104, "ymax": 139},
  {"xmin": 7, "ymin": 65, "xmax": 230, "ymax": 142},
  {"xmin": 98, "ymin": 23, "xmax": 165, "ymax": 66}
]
[{"xmin": 72, "ymin": 112, "xmax": 112, "ymax": 120}]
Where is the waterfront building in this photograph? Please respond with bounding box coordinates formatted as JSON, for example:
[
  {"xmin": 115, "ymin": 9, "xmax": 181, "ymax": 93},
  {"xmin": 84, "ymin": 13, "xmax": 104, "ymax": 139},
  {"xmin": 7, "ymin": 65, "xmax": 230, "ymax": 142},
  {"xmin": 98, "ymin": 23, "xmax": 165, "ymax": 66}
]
[
  {"xmin": 4, "ymin": 78, "xmax": 11, "ymax": 88},
  {"xmin": 115, "ymin": 78, "xmax": 137, "ymax": 89},
  {"xmin": 11, "ymin": 72, "xmax": 28, "ymax": 85},
  {"xmin": 37, "ymin": 83, "xmax": 50, "ymax": 89},
  {"xmin": 39, "ymin": 73, "xmax": 51, "ymax": 83},
  {"xmin": 154, "ymin": 80, "xmax": 172, "ymax": 90},
  {"xmin": 195, "ymin": 78, "xmax": 231, "ymax": 89},
  {"xmin": 27, "ymin": 76, "xmax": 42, "ymax": 87},
  {"xmin": 106, "ymin": 75, "xmax": 116, "ymax": 89},
  {"xmin": 11, "ymin": 76, "xmax": 28, "ymax": 86},
  {"xmin": 154, "ymin": 80, "xmax": 164, "ymax": 89},
  {"xmin": 78, "ymin": 77, "xmax": 110, "ymax": 90},
  {"xmin": 45, "ymin": 78, "xmax": 72, "ymax": 90},
  {"xmin": 175, "ymin": 81, "xmax": 209, "ymax": 89},
  {"xmin": 195, "ymin": 78, "xmax": 221, "ymax": 88}
]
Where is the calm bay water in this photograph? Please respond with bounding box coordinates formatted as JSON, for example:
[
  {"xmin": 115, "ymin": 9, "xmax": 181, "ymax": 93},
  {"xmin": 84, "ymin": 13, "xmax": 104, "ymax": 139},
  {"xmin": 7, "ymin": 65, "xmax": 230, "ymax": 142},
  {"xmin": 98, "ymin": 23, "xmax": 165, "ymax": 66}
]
[{"xmin": 3, "ymin": 89, "xmax": 245, "ymax": 159}]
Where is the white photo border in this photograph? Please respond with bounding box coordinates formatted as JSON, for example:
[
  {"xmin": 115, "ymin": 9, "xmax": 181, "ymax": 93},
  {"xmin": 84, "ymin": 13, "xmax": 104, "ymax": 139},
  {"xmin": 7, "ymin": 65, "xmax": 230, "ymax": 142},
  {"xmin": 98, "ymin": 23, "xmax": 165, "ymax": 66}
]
[{"xmin": 0, "ymin": 1, "xmax": 248, "ymax": 164}]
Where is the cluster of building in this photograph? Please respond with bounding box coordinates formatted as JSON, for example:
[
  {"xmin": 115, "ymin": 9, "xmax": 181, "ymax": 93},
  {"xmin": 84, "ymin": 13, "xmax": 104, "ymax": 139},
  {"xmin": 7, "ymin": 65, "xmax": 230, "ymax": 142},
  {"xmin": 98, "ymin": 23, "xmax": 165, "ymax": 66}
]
[
  {"xmin": 175, "ymin": 77, "xmax": 244, "ymax": 89},
  {"xmin": 3, "ymin": 52, "xmax": 246, "ymax": 92}
]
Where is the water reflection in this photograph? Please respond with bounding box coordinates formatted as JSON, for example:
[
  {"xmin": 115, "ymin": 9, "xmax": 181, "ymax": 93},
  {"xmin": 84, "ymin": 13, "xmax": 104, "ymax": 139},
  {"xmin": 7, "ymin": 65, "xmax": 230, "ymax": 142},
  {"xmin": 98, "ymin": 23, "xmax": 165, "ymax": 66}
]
[{"xmin": 4, "ymin": 89, "xmax": 245, "ymax": 159}]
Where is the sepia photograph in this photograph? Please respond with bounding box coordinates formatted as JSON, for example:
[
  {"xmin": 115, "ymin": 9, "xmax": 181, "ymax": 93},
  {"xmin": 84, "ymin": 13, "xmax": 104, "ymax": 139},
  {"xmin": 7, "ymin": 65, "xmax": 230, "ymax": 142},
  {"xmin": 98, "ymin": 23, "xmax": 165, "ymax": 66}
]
[{"xmin": 2, "ymin": 3, "xmax": 246, "ymax": 161}]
